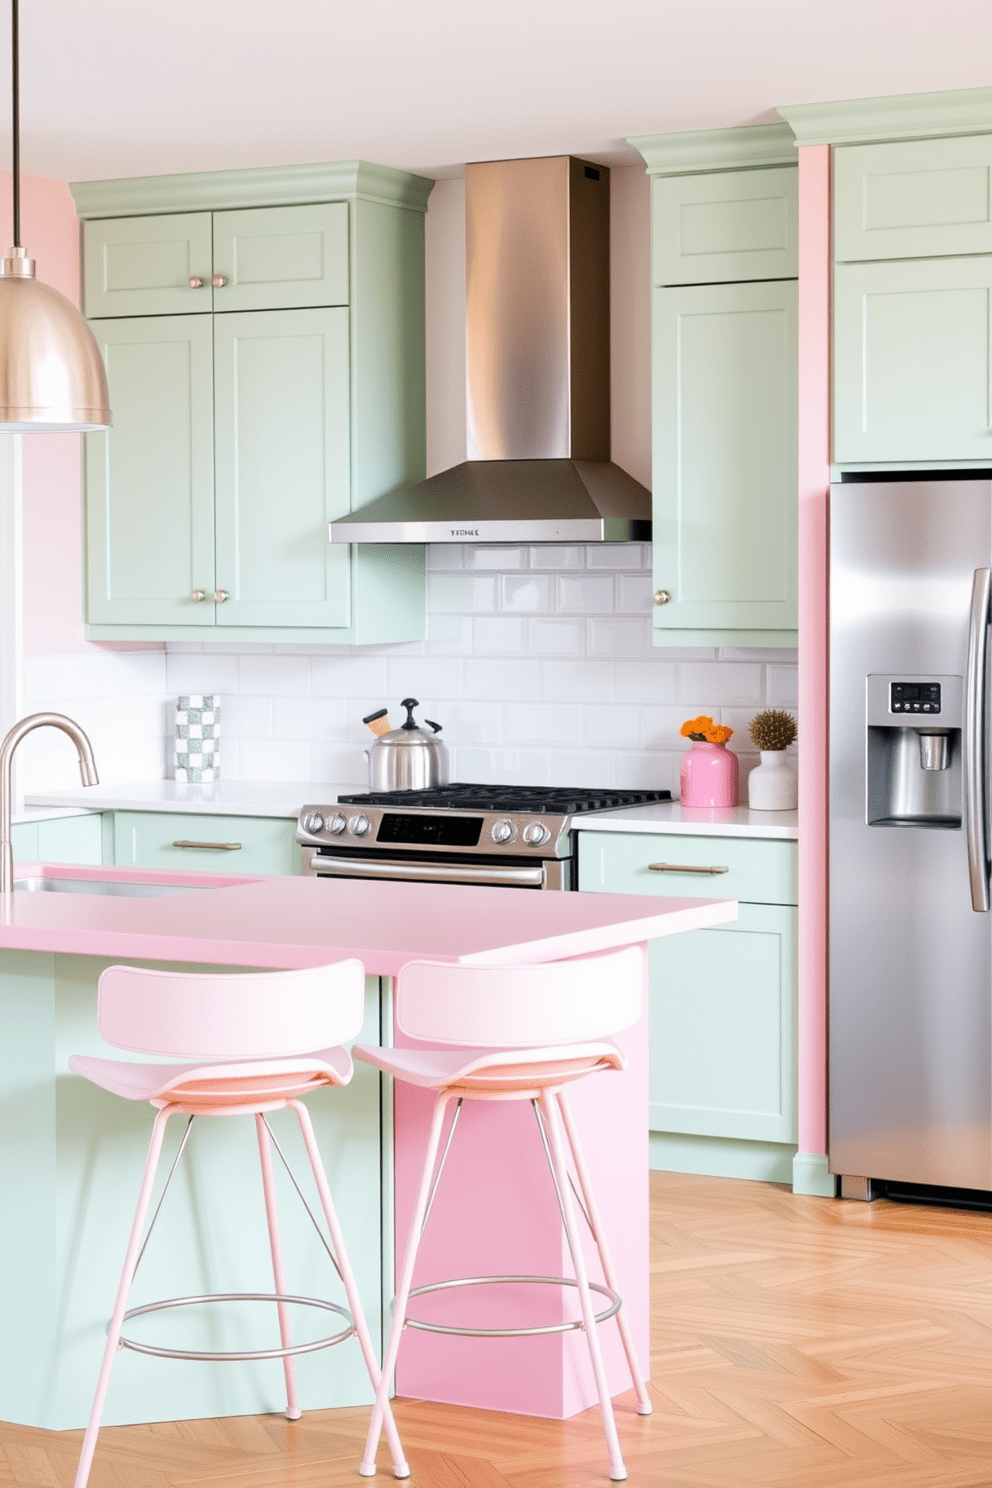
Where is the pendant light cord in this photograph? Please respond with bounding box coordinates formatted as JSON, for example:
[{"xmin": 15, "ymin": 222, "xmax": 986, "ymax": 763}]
[{"xmin": 10, "ymin": 0, "xmax": 18, "ymax": 248}]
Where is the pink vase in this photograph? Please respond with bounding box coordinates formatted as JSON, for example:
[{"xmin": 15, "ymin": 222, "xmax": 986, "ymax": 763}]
[{"xmin": 679, "ymin": 740, "xmax": 739, "ymax": 808}]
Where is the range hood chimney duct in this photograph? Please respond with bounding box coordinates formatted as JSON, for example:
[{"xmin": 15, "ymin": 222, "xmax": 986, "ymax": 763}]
[{"xmin": 330, "ymin": 155, "xmax": 651, "ymax": 544}]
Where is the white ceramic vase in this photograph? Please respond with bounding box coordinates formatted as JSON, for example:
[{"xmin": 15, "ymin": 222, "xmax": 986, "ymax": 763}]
[{"xmin": 747, "ymin": 750, "xmax": 797, "ymax": 811}]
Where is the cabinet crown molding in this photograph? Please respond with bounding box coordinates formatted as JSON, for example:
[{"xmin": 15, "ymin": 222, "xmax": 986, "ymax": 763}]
[
  {"xmin": 778, "ymin": 86, "xmax": 992, "ymax": 146},
  {"xmin": 629, "ymin": 122, "xmax": 796, "ymax": 176},
  {"xmin": 70, "ymin": 159, "xmax": 435, "ymax": 220}
]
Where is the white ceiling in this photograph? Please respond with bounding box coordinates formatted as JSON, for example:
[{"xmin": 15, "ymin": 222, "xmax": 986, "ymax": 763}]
[{"xmin": 9, "ymin": 0, "xmax": 992, "ymax": 184}]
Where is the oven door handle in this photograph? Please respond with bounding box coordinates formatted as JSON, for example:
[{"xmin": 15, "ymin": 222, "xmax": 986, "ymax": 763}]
[{"xmin": 309, "ymin": 856, "xmax": 546, "ymax": 888}]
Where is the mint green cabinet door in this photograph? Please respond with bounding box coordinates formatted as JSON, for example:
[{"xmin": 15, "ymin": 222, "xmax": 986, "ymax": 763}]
[
  {"xmin": 652, "ymin": 280, "xmax": 797, "ymax": 634},
  {"xmin": 578, "ymin": 830, "xmax": 798, "ymax": 907},
  {"xmin": 83, "ymin": 214, "xmax": 214, "ymax": 317},
  {"xmin": 86, "ymin": 318, "xmax": 216, "ymax": 626},
  {"xmin": 213, "ymin": 308, "xmax": 351, "ymax": 627},
  {"xmin": 834, "ymin": 256, "xmax": 992, "ymax": 463},
  {"xmin": 112, "ymin": 811, "xmax": 300, "ymax": 874},
  {"xmin": 652, "ymin": 166, "xmax": 798, "ymax": 286},
  {"xmin": 212, "ymin": 203, "xmax": 350, "ymax": 312},
  {"xmin": 10, "ymin": 815, "xmax": 103, "ymax": 866},
  {"xmin": 834, "ymin": 135, "xmax": 992, "ymax": 263},
  {"xmin": 647, "ymin": 904, "xmax": 797, "ymax": 1143}
]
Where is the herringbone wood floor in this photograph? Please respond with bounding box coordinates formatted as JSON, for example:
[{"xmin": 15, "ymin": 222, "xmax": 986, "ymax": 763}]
[{"xmin": 5, "ymin": 1171, "xmax": 992, "ymax": 1486}]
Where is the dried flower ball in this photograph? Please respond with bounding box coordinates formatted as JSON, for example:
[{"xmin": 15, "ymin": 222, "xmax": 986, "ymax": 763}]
[{"xmin": 748, "ymin": 709, "xmax": 797, "ymax": 751}]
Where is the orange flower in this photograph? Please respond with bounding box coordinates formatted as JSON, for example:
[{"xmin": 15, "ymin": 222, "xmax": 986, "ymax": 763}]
[{"xmin": 681, "ymin": 715, "xmax": 733, "ymax": 744}]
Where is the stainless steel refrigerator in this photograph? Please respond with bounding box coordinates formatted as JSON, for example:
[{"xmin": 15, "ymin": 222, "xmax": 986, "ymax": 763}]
[{"xmin": 830, "ymin": 476, "xmax": 992, "ymax": 1195}]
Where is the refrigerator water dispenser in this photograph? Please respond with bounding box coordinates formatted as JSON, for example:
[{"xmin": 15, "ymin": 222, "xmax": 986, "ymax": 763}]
[{"xmin": 865, "ymin": 674, "xmax": 963, "ymax": 828}]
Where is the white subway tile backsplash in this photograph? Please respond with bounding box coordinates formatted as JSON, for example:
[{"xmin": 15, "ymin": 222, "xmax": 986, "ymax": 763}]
[
  {"xmin": 543, "ymin": 660, "xmax": 613, "ymax": 703},
  {"xmin": 531, "ymin": 619, "xmax": 584, "ymax": 656},
  {"xmin": 677, "ymin": 662, "xmax": 764, "ymax": 706},
  {"xmin": 504, "ymin": 703, "xmax": 584, "ymax": 748},
  {"xmin": 239, "ymin": 654, "xmax": 312, "ymax": 697},
  {"xmin": 501, "ymin": 574, "xmax": 553, "ymax": 612},
  {"xmin": 20, "ymin": 544, "xmax": 799, "ymax": 797},
  {"xmin": 464, "ymin": 659, "xmax": 541, "ymax": 701},
  {"xmin": 472, "ymin": 616, "xmax": 529, "ymax": 655},
  {"xmin": 556, "ymin": 575, "xmax": 615, "ymax": 613},
  {"xmin": 428, "ymin": 574, "xmax": 498, "ymax": 613},
  {"xmin": 530, "ymin": 545, "xmax": 584, "ymax": 569}
]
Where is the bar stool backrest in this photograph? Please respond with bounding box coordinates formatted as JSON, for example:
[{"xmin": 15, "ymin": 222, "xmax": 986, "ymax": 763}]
[
  {"xmin": 395, "ymin": 944, "xmax": 644, "ymax": 1047},
  {"xmin": 96, "ymin": 960, "xmax": 366, "ymax": 1059}
]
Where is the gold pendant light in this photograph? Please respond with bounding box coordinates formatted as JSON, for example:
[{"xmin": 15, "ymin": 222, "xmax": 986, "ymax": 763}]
[{"xmin": 0, "ymin": 0, "xmax": 109, "ymax": 431}]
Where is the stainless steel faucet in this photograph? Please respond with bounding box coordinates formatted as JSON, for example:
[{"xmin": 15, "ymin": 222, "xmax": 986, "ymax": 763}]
[{"xmin": 0, "ymin": 712, "xmax": 99, "ymax": 893}]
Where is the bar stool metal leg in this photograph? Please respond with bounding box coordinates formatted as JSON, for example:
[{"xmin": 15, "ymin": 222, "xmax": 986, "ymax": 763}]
[
  {"xmin": 255, "ymin": 1114, "xmax": 301, "ymax": 1421},
  {"xmin": 539, "ymin": 1090, "xmax": 627, "ymax": 1482},
  {"xmin": 73, "ymin": 1105, "xmax": 173, "ymax": 1488},
  {"xmin": 360, "ymin": 1091, "xmax": 454, "ymax": 1478},
  {"xmin": 555, "ymin": 1091, "xmax": 653, "ymax": 1416},
  {"xmin": 289, "ymin": 1099, "xmax": 410, "ymax": 1480}
]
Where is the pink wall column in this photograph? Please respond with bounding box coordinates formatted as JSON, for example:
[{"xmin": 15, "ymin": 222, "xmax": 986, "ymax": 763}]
[
  {"xmin": 0, "ymin": 170, "xmax": 159, "ymax": 657},
  {"xmin": 796, "ymin": 144, "xmax": 831, "ymax": 1177}
]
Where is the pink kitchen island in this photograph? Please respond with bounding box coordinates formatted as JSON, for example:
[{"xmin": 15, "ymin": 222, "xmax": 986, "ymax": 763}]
[{"xmin": 0, "ymin": 865, "xmax": 735, "ymax": 1431}]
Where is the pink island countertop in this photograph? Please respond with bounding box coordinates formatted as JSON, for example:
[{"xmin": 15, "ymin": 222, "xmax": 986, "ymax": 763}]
[{"xmin": 0, "ymin": 863, "xmax": 738, "ymax": 972}]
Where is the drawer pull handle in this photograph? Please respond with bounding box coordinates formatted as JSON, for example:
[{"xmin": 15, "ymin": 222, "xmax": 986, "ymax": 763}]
[
  {"xmin": 172, "ymin": 840, "xmax": 242, "ymax": 851},
  {"xmin": 647, "ymin": 861, "xmax": 729, "ymax": 875}
]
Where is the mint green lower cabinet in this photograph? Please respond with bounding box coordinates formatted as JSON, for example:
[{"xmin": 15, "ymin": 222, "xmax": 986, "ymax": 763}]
[
  {"xmin": 578, "ymin": 829, "xmax": 798, "ymax": 1184},
  {"xmin": 11, "ymin": 814, "xmax": 104, "ymax": 866},
  {"xmin": 647, "ymin": 904, "xmax": 796, "ymax": 1143},
  {"xmin": 213, "ymin": 308, "xmax": 351, "ymax": 627},
  {"xmin": 112, "ymin": 812, "xmax": 300, "ymax": 875},
  {"xmin": 0, "ymin": 951, "xmax": 383, "ymax": 1428},
  {"xmin": 652, "ymin": 279, "xmax": 797, "ymax": 645},
  {"xmin": 834, "ymin": 255, "xmax": 992, "ymax": 464},
  {"xmin": 86, "ymin": 317, "xmax": 216, "ymax": 628}
]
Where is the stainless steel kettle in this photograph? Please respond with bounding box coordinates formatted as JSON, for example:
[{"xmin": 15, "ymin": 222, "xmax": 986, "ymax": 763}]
[{"xmin": 367, "ymin": 698, "xmax": 449, "ymax": 791}]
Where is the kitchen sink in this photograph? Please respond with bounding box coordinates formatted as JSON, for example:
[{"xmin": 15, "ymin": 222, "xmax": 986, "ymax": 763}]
[{"xmin": 13, "ymin": 877, "xmax": 208, "ymax": 898}]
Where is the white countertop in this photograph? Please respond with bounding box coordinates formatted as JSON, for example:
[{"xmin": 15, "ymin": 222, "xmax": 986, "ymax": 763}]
[
  {"xmin": 576, "ymin": 801, "xmax": 798, "ymax": 840},
  {"xmin": 24, "ymin": 779, "xmax": 365, "ymax": 820}
]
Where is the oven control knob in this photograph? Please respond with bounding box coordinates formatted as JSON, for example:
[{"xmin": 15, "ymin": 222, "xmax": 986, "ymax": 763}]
[
  {"xmin": 523, "ymin": 821, "xmax": 550, "ymax": 846},
  {"xmin": 327, "ymin": 814, "xmax": 347, "ymax": 835},
  {"xmin": 349, "ymin": 814, "xmax": 372, "ymax": 837},
  {"xmin": 301, "ymin": 811, "xmax": 325, "ymax": 836},
  {"xmin": 491, "ymin": 818, "xmax": 516, "ymax": 844}
]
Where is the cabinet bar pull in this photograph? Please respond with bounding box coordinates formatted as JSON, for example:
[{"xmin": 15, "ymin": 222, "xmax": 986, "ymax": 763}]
[
  {"xmin": 172, "ymin": 840, "xmax": 242, "ymax": 851},
  {"xmin": 647, "ymin": 861, "xmax": 729, "ymax": 875}
]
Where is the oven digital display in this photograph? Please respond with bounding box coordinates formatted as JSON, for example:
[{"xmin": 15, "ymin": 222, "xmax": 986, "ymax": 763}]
[{"xmin": 377, "ymin": 813, "xmax": 483, "ymax": 847}]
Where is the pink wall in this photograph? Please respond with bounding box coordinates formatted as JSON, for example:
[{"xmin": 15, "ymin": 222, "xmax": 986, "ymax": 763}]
[
  {"xmin": 0, "ymin": 170, "xmax": 92, "ymax": 656},
  {"xmin": 796, "ymin": 145, "xmax": 830, "ymax": 1158}
]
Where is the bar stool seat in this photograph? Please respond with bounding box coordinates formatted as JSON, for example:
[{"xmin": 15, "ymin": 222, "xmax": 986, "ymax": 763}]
[
  {"xmin": 69, "ymin": 959, "xmax": 408, "ymax": 1488},
  {"xmin": 355, "ymin": 944, "xmax": 652, "ymax": 1482}
]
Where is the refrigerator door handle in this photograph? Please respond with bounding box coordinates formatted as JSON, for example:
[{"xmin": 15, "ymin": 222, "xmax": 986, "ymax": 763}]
[{"xmin": 965, "ymin": 566, "xmax": 992, "ymax": 912}]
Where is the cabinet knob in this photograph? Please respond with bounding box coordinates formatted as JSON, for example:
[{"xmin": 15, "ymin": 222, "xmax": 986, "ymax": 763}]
[
  {"xmin": 212, "ymin": 274, "xmax": 227, "ymax": 289},
  {"xmin": 653, "ymin": 589, "xmax": 671, "ymax": 606},
  {"xmin": 188, "ymin": 276, "xmax": 205, "ymax": 289},
  {"xmin": 212, "ymin": 589, "xmax": 229, "ymax": 604},
  {"xmin": 190, "ymin": 589, "xmax": 205, "ymax": 603}
]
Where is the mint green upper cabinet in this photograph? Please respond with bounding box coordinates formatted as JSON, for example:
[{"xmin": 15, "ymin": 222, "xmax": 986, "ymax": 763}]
[
  {"xmin": 212, "ymin": 203, "xmax": 349, "ymax": 311},
  {"xmin": 86, "ymin": 316, "xmax": 216, "ymax": 625},
  {"xmin": 83, "ymin": 213, "xmax": 214, "ymax": 317},
  {"xmin": 834, "ymin": 255, "xmax": 992, "ymax": 463},
  {"xmin": 72, "ymin": 162, "xmax": 432, "ymax": 644},
  {"xmin": 213, "ymin": 308, "xmax": 351, "ymax": 626},
  {"xmin": 834, "ymin": 134, "xmax": 992, "ymax": 263},
  {"xmin": 652, "ymin": 278, "xmax": 798, "ymax": 638},
  {"xmin": 652, "ymin": 166, "xmax": 798, "ymax": 286}
]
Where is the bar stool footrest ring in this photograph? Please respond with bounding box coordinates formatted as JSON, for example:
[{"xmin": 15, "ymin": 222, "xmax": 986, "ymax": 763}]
[
  {"xmin": 120, "ymin": 1291, "xmax": 354, "ymax": 1361},
  {"xmin": 402, "ymin": 1273, "xmax": 621, "ymax": 1338}
]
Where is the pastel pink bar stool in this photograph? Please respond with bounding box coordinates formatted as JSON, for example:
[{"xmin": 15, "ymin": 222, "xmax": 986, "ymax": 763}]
[
  {"xmin": 68, "ymin": 959, "xmax": 408, "ymax": 1488},
  {"xmin": 355, "ymin": 944, "xmax": 652, "ymax": 1482}
]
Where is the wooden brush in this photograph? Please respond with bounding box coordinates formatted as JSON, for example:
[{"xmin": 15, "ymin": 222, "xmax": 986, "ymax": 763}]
[{"xmin": 363, "ymin": 708, "xmax": 391, "ymax": 737}]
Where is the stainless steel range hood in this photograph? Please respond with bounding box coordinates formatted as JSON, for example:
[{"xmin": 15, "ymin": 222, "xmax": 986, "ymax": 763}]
[{"xmin": 330, "ymin": 155, "xmax": 651, "ymax": 545}]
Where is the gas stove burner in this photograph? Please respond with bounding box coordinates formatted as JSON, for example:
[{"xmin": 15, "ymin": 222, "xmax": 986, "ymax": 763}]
[{"xmin": 337, "ymin": 784, "xmax": 672, "ymax": 814}]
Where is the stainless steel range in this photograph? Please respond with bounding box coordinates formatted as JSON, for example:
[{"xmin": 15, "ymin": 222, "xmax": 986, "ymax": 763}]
[{"xmin": 296, "ymin": 785, "xmax": 672, "ymax": 890}]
